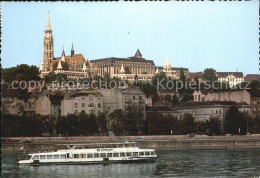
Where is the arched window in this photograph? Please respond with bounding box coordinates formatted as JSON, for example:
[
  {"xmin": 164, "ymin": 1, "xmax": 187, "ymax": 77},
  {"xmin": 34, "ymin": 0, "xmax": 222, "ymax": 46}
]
[{"xmin": 88, "ymin": 103, "xmax": 95, "ymax": 107}]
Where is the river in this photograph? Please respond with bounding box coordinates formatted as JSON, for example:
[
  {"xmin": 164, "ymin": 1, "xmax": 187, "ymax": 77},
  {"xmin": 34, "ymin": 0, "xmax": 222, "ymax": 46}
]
[{"xmin": 1, "ymin": 150, "xmax": 260, "ymax": 177}]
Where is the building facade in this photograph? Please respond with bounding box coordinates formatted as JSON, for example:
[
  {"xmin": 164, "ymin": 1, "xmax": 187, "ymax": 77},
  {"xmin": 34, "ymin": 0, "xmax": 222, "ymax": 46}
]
[
  {"xmin": 61, "ymin": 90, "xmax": 103, "ymax": 116},
  {"xmin": 216, "ymin": 72, "xmax": 244, "ymax": 88},
  {"xmin": 98, "ymin": 88, "xmax": 146, "ymax": 135}
]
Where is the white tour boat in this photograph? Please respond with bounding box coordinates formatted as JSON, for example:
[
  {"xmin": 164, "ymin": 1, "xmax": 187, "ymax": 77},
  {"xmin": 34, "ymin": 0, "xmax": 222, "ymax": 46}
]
[{"xmin": 17, "ymin": 142, "xmax": 157, "ymax": 165}]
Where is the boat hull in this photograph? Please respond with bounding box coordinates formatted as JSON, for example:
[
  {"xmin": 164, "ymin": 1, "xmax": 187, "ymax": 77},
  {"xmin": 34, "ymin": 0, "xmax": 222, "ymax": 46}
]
[{"xmin": 18, "ymin": 157, "xmax": 157, "ymax": 166}]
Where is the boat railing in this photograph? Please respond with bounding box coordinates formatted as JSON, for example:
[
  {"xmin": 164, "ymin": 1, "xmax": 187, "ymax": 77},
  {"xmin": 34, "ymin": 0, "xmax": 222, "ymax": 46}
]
[{"xmin": 55, "ymin": 142, "xmax": 138, "ymax": 150}]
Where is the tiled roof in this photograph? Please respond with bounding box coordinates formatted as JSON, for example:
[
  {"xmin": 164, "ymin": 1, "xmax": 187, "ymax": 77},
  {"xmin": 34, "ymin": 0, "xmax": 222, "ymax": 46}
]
[
  {"xmin": 247, "ymin": 89, "xmax": 260, "ymax": 97},
  {"xmin": 216, "ymin": 72, "xmax": 243, "ymax": 78},
  {"xmin": 71, "ymin": 89, "xmax": 102, "ymax": 97},
  {"xmin": 90, "ymin": 57, "xmax": 155, "ymax": 65},
  {"xmin": 244, "ymin": 74, "xmax": 260, "ymax": 81},
  {"xmin": 190, "ymin": 72, "xmax": 203, "ymax": 79},
  {"xmin": 53, "ymin": 54, "xmax": 86, "ymax": 65}
]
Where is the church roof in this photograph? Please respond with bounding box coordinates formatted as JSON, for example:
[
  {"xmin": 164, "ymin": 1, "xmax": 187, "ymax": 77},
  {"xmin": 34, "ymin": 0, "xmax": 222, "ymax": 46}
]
[{"xmin": 53, "ymin": 54, "xmax": 86, "ymax": 65}]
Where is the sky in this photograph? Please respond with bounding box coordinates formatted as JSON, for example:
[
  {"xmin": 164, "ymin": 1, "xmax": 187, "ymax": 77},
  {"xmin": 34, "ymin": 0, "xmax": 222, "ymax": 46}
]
[{"xmin": 1, "ymin": 1, "xmax": 259, "ymax": 75}]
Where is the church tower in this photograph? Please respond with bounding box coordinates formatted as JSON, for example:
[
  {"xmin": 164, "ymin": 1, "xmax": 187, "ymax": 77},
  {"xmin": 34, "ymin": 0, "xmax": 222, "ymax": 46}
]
[{"xmin": 43, "ymin": 11, "xmax": 54, "ymax": 71}]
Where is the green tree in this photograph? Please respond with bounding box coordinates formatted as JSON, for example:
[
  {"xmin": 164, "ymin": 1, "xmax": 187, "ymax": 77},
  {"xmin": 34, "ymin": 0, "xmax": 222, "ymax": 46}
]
[
  {"xmin": 172, "ymin": 94, "xmax": 179, "ymax": 105},
  {"xmin": 2, "ymin": 64, "xmax": 40, "ymax": 82},
  {"xmin": 108, "ymin": 109, "xmax": 125, "ymax": 136},
  {"xmin": 44, "ymin": 71, "xmax": 57, "ymax": 83},
  {"xmin": 88, "ymin": 114, "xmax": 99, "ymax": 135},
  {"xmin": 203, "ymin": 68, "xmax": 218, "ymax": 83},
  {"xmin": 96, "ymin": 112, "xmax": 108, "ymax": 135},
  {"xmin": 56, "ymin": 73, "xmax": 68, "ymax": 83},
  {"xmin": 180, "ymin": 113, "xmax": 195, "ymax": 134},
  {"xmin": 225, "ymin": 106, "xmax": 247, "ymax": 135},
  {"xmin": 56, "ymin": 114, "xmax": 80, "ymax": 136},
  {"xmin": 152, "ymin": 72, "xmax": 167, "ymax": 90},
  {"xmin": 206, "ymin": 117, "xmax": 221, "ymax": 135}
]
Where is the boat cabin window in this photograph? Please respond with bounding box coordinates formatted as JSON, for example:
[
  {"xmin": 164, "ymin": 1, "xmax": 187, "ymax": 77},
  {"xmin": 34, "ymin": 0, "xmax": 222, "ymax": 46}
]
[
  {"xmin": 80, "ymin": 154, "xmax": 86, "ymax": 158},
  {"xmin": 120, "ymin": 153, "xmax": 125, "ymax": 157},
  {"xmin": 118, "ymin": 144, "xmax": 123, "ymax": 148},
  {"xmin": 47, "ymin": 155, "xmax": 52, "ymax": 159},
  {"xmin": 107, "ymin": 153, "xmax": 112, "ymax": 157},
  {"xmin": 139, "ymin": 152, "xmax": 144, "ymax": 156},
  {"xmin": 87, "ymin": 154, "xmax": 93, "ymax": 158},
  {"xmin": 74, "ymin": 154, "xmax": 80, "ymax": 159},
  {"xmin": 40, "ymin": 155, "xmax": 46, "ymax": 160},
  {"xmin": 113, "ymin": 153, "xmax": 119, "ymax": 157},
  {"xmin": 60, "ymin": 155, "xmax": 66, "ymax": 159},
  {"xmin": 24, "ymin": 155, "xmax": 32, "ymax": 160},
  {"xmin": 126, "ymin": 152, "xmax": 132, "ymax": 156},
  {"xmin": 94, "ymin": 153, "xmax": 99, "ymax": 158},
  {"xmin": 145, "ymin": 152, "xmax": 150, "ymax": 156},
  {"xmin": 100, "ymin": 153, "xmax": 106, "ymax": 158},
  {"xmin": 32, "ymin": 155, "xmax": 39, "ymax": 160},
  {"xmin": 54, "ymin": 155, "xmax": 59, "ymax": 159},
  {"xmin": 133, "ymin": 152, "xmax": 138, "ymax": 156},
  {"xmin": 151, "ymin": 152, "xmax": 155, "ymax": 155}
]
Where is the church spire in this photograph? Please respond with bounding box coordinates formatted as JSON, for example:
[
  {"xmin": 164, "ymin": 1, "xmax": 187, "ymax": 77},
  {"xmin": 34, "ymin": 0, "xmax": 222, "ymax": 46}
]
[
  {"xmin": 71, "ymin": 42, "xmax": 74, "ymax": 56},
  {"xmin": 45, "ymin": 11, "xmax": 51, "ymax": 31}
]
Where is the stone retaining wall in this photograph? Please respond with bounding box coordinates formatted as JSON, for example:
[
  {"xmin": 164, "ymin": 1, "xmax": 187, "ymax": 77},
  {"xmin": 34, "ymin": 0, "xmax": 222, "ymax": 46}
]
[{"xmin": 2, "ymin": 135, "xmax": 260, "ymax": 153}]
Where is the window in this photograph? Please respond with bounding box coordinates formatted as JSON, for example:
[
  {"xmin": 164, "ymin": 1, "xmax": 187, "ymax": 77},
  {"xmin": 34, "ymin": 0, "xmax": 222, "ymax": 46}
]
[
  {"xmin": 126, "ymin": 152, "xmax": 132, "ymax": 157},
  {"xmin": 54, "ymin": 155, "xmax": 59, "ymax": 159},
  {"xmin": 98, "ymin": 103, "xmax": 101, "ymax": 108},
  {"xmin": 74, "ymin": 103, "xmax": 78, "ymax": 108},
  {"xmin": 74, "ymin": 154, "xmax": 80, "ymax": 159},
  {"xmin": 133, "ymin": 152, "xmax": 138, "ymax": 156},
  {"xmin": 40, "ymin": 155, "xmax": 46, "ymax": 160},
  {"xmin": 120, "ymin": 153, "xmax": 125, "ymax": 157},
  {"xmin": 139, "ymin": 152, "xmax": 144, "ymax": 156},
  {"xmin": 82, "ymin": 103, "xmax": 85, "ymax": 107},
  {"xmin": 107, "ymin": 153, "xmax": 112, "ymax": 157},
  {"xmin": 113, "ymin": 153, "xmax": 119, "ymax": 157},
  {"xmin": 87, "ymin": 154, "xmax": 93, "ymax": 158},
  {"xmin": 145, "ymin": 152, "xmax": 150, "ymax": 156},
  {"xmin": 133, "ymin": 96, "xmax": 136, "ymax": 100},
  {"xmin": 100, "ymin": 153, "xmax": 106, "ymax": 158},
  {"xmin": 216, "ymin": 110, "xmax": 218, "ymax": 114},
  {"xmin": 32, "ymin": 155, "xmax": 39, "ymax": 160},
  {"xmin": 47, "ymin": 155, "xmax": 52, "ymax": 159},
  {"xmin": 80, "ymin": 154, "xmax": 86, "ymax": 158},
  {"xmin": 151, "ymin": 152, "xmax": 155, "ymax": 155},
  {"xmin": 60, "ymin": 155, "xmax": 66, "ymax": 159},
  {"xmin": 94, "ymin": 153, "xmax": 99, "ymax": 158},
  {"xmin": 88, "ymin": 103, "xmax": 95, "ymax": 107}
]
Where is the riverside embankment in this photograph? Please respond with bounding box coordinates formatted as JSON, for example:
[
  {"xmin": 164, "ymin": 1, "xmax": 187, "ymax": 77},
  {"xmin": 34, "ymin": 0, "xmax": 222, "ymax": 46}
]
[{"xmin": 2, "ymin": 135, "xmax": 260, "ymax": 153}]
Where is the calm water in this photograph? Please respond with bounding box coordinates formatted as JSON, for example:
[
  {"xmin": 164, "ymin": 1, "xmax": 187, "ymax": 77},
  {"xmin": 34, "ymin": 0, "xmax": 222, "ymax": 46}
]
[{"xmin": 1, "ymin": 150, "xmax": 260, "ymax": 177}]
